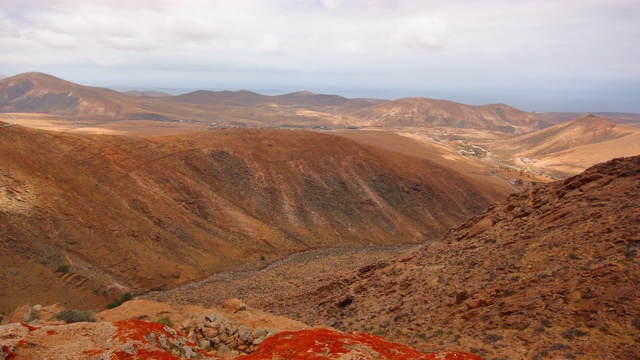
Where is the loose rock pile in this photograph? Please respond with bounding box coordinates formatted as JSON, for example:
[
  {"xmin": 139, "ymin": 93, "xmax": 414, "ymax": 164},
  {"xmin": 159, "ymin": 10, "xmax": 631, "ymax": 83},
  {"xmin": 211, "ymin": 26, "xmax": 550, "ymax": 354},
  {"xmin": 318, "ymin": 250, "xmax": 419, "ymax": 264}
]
[{"xmin": 180, "ymin": 303, "xmax": 276, "ymax": 357}]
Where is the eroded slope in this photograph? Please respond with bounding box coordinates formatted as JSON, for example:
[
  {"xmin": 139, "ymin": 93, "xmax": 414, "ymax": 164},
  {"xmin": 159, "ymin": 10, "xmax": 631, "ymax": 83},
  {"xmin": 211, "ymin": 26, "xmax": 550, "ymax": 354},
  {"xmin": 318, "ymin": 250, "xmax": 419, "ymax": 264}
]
[
  {"xmin": 0, "ymin": 126, "xmax": 493, "ymax": 314},
  {"xmin": 251, "ymin": 156, "xmax": 640, "ymax": 359}
]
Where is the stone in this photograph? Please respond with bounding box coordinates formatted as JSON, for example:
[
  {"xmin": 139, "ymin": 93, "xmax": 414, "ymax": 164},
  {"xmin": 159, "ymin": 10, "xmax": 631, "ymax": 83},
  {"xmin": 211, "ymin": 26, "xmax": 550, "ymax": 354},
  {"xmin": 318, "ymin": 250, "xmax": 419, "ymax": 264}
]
[
  {"xmin": 183, "ymin": 345, "xmax": 195, "ymax": 358},
  {"xmin": 222, "ymin": 298, "xmax": 247, "ymax": 313},
  {"xmin": 203, "ymin": 328, "xmax": 218, "ymax": 338},
  {"xmin": 238, "ymin": 325, "xmax": 252, "ymax": 342},
  {"xmin": 252, "ymin": 327, "xmax": 267, "ymax": 339},
  {"xmin": 199, "ymin": 339, "xmax": 212, "ymax": 352},
  {"xmin": 216, "ymin": 344, "xmax": 231, "ymax": 357},
  {"xmin": 121, "ymin": 343, "xmax": 136, "ymax": 355}
]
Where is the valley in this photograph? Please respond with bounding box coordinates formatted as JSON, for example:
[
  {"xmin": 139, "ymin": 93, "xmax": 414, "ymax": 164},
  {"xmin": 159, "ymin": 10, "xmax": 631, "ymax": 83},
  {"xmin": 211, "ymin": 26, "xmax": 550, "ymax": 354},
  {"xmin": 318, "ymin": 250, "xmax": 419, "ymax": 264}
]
[{"xmin": 1, "ymin": 72, "xmax": 639, "ymax": 359}]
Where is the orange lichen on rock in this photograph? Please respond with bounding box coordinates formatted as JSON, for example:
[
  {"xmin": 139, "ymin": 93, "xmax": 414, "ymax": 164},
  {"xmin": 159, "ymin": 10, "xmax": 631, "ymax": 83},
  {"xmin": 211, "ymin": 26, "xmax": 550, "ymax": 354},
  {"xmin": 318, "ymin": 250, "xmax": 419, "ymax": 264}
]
[
  {"xmin": 112, "ymin": 319, "xmax": 176, "ymax": 343},
  {"xmin": 109, "ymin": 349, "xmax": 181, "ymax": 360},
  {"xmin": 1, "ymin": 344, "xmax": 15, "ymax": 360},
  {"xmin": 19, "ymin": 323, "xmax": 40, "ymax": 332},
  {"xmin": 81, "ymin": 348, "xmax": 105, "ymax": 356},
  {"xmin": 246, "ymin": 328, "xmax": 483, "ymax": 359}
]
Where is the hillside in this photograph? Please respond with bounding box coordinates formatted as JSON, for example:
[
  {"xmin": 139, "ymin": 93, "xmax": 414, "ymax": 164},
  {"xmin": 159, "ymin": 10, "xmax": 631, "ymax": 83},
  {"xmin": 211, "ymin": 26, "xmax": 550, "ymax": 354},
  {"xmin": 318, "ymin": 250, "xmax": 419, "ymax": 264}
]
[
  {"xmin": 0, "ymin": 72, "xmax": 143, "ymax": 118},
  {"xmin": 490, "ymin": 114, "xmax": 640, "ymax": 176},
  {"xmin": 0, "ymin": 125, "xmax": 494, "ymax": 315},
  {"xmin": 351, "ymin": 98, "xmax": 550, "ymax": 132},
  {"xmin": 125, "ymin": 90, "xmax": 172, "ymax": 97},
  {"xmin": 239, "ymin": 155, "xmax": 639, "ymax": 359}
]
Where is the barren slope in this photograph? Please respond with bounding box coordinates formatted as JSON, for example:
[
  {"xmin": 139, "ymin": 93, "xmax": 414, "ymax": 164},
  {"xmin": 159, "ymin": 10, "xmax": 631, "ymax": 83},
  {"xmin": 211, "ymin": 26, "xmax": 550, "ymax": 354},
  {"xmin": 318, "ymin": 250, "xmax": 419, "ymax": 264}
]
[
  {"xmin": 0, "ymin": 72, "xmax": 143, "ymax": 118},
  {"xmin": 491, "ymin": 114, "xmax": 640, "ymax": 176},
  {"xmin": 249, "ymin": 156, "xmax": 639, "ymax": 359},
  {"xmin": 0, "ymin": 126, "xmax": 493, "ymax": 315},
  {"xmin": 351, "ymin": 98, "xmax": 550, "ymax": 133}
]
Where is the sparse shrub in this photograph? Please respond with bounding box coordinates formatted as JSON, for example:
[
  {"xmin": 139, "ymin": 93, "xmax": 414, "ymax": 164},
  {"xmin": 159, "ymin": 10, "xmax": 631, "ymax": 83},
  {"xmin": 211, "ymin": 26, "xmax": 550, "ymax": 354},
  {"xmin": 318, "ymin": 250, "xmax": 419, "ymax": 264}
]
[
  {"xmin": 518, "ymin": 323, "xmax": 530, "ymax": 331},
  {"xmin": 54, "ymin": 309, "xmax": 95, "ymax": 323},
  {"xmin": 633, "ymin": 318, "xmax": 640, "ymax": 330},
  {"xmin": 155, "ymin": 316, "xmax": 172, "ymax": 327},
  {"xmin": 533, "ymin": 326, "xmax": 545, "ymax": 334},
  {"xmin": 574, "ymin": 329, "xmax": 587, "ymax": 337},
  {"xmin": 581, "ymin": 289, "xmax": 596, "ymax": 299},
  {"xmin": 568, "ymin": 253, "xmax": 579, "ymax": 260},
  {"xmin": 260, "ymin": 255, "xmax": 266, "ymax": 261},
  {"xmin": 107, "ymin": 292, "xmax": 133, "ymax": 309},
  {"xmin": 562, "ymin": 327, "xmax": 588, "ymax": 340},
  {"xmin": 483, "ymin": 333, "xmax": 503, "ymax": 344},
  {"xmin": 550, "ymin": 343, "xmax": 571, "ymax": 351},
  {"xmin": 540, "ymin": 318, "xmax": 552, "ymax": 327},
  {"xmin": 56, "ymin": 264, "xmax": 70, "ymax": 273}
]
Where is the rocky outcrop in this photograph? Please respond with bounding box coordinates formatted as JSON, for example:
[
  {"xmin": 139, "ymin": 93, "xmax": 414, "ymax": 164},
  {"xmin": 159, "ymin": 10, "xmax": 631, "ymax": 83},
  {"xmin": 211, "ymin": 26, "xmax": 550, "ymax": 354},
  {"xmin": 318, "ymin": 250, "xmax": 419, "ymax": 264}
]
[{"xmin": 0, "ymin": 300, "xmax": 483, "ymax": 359}]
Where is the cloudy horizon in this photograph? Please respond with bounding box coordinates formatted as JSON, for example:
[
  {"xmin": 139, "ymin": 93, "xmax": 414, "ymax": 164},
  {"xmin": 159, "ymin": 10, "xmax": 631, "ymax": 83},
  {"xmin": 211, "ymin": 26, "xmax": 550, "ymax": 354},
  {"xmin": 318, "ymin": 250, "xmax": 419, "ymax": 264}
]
[{"xmin": 1, "ymin": 0, "xmax": 638, "ymax": 112}]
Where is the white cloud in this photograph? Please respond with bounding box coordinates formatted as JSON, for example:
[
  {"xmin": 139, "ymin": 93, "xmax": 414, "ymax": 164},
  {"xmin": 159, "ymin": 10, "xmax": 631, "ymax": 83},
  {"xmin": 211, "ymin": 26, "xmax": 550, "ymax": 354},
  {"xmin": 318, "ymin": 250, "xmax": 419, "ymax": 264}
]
[
  {"xmin": 257, "ymin": 33, "xmax": 283, "ymax": 54},
  {"xmin": 335, "ymin": 41, "xmax": 365, "ymax": 55},
  {"xmin": 0, "ymin": 0, "xmax": 638, "ymax": 111},
  {"xmin": 395, "ymin": 17, "xmax": 447, "ymax": 51}
]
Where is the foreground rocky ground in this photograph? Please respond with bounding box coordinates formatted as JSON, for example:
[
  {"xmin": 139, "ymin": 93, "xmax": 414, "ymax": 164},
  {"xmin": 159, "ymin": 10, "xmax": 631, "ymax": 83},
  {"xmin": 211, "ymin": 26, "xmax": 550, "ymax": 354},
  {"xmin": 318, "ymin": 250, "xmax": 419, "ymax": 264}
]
[
  {"xmin": 148, "ymin": 156, "xmax": 640, "ymax": 359},
  {"xmin": 0, "ymin": 300, "xmax": 482, "ymax": 359}
]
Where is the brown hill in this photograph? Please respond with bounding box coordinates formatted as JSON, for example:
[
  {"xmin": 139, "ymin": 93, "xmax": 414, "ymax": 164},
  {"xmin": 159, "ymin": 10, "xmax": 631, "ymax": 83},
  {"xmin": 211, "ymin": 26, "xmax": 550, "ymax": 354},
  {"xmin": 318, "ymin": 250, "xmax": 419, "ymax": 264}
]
[
  {"xmin": 538, "ymin": 111, "xmax": 640, "ymax": 127},
  {"xmin": 125, "ymin": 90, "xmax": 172, "ymax": 98},
  {"xmin": 2, "ymin": 72, "xmax": 551, "ymax": 133},
  {"xmin": 171, "ymin": 90, "xmax": 270, "ymax": 106},
  {"xmin": 0, "ymin": 125, "xmax": 493, "ymax": 315},
  {"xmin": 490, "ymin": 114, "xmax": 640, "ymax": 177},
  {"xmin": 250, "ymin": 155, "xmax": 639, "ymax": 359},
  {"xmin": 0, "ymin": 72, "xmax": 143, "ymax": 118},
  {"xmin": 351, "ymin": 98, "xmax": 550, "ymax": 132}
]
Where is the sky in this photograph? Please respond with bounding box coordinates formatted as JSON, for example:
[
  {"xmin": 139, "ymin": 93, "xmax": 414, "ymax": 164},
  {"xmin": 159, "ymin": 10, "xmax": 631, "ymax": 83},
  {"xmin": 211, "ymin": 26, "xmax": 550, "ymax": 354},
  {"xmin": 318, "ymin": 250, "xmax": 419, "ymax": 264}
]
[{"xmin": 1, "ymin": 0, "xmax": 639, "ymax": 112}]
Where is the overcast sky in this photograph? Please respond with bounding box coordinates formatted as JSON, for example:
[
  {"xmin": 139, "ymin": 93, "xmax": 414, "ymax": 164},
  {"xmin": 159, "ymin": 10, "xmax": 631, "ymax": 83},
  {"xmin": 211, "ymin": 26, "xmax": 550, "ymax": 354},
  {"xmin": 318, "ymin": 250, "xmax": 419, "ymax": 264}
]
[{"xmin": 1, "ymin": 0, "xmax": 638, "ymax": 112}]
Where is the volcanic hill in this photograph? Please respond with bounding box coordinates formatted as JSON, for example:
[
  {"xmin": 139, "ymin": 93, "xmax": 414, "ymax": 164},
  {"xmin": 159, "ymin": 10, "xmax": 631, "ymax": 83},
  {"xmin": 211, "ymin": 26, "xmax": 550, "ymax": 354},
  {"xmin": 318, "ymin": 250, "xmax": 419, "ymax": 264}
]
[
  {"xmin": 351, "ymin": 97, "xmax": 550, "ymax": 133},
  {"xmin": 0, "ymin": 124, "xmax": 494, "ymax": 315},
  {"xmin": 490, "ymin": 114, "xmax": 640, "ymax": 177},
  {"xmin": 213, "ymin": 156, "xmax": 640, "ymax": 359}
]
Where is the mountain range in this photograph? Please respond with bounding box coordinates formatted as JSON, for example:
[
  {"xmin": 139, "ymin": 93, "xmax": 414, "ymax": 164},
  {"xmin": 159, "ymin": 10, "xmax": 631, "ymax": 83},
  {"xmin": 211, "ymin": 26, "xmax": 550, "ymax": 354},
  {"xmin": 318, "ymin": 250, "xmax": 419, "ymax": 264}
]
[{"xmin": 1, "ymin": 72, "xmax": 548, "ymax": 132}]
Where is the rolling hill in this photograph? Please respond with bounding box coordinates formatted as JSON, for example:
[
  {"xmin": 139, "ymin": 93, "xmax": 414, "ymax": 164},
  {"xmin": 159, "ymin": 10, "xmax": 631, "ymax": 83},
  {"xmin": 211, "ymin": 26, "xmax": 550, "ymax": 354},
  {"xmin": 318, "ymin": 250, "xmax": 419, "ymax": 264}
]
[
  {"xmin": 490, "ymin": 114, "xmax": 640, "ymax": 176},
  {"xmin": 350, "ymin": 97, "xmax": 550, "ymax": 132},
  {"xmin": 0, "ymin": 72, "xmax": 142, "ymax": 118},
  {"xmin": 125, "ymin": 90, "xmax": 172, "ymax": 97},
  {"xmin": 0, "ymin": 125, "xmax": 494, "ymax": 315},
  {"xmin": 1, "ymin": 72, "xmax": 552, "ymax": 133}
]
